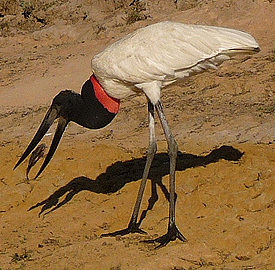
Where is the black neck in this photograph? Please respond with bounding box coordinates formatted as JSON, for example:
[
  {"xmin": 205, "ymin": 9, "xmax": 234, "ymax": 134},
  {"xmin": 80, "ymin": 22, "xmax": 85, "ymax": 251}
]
[{"xmin": 70, "ymin": 80, "xmax": 117, "ymax": 129}]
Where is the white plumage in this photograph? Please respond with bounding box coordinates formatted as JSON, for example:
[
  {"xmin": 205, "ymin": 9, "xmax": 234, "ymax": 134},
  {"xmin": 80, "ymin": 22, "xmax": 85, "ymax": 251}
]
[{"xmin": 92, "ymin": 21, "xmax": 259, "ymax": 104}]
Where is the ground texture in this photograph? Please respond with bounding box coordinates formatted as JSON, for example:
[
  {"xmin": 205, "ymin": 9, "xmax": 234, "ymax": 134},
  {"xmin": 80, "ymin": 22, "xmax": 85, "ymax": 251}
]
[{"xmin": 1, "ymin": 0, "xmax": 275, "ymax": 269}]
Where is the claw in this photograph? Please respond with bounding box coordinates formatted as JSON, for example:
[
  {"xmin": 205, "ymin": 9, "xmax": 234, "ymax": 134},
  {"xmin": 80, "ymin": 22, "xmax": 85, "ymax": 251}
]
[
  {"xmin": 143, "ymin": 223, "xmax": 187, "ymax": 249},
  {"xmin": 101, "ymin": 222, "xmax": 147, "ymax": 237}
]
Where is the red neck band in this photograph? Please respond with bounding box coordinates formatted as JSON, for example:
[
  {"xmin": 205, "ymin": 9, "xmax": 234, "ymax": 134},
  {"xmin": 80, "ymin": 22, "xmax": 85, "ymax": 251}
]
[{"xmin": 90, "ymin": 75, "xmax": 120, "ymax": 114}]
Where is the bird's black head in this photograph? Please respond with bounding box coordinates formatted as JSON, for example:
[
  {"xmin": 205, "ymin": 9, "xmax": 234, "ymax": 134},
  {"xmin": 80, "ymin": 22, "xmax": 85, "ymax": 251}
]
[
  {"xmin": 13, "ymin": 89, "xmax": 79, "ymax": 179},
  {"xmin": 52, "ymin": 89, "xmax": 80, "ymax": 120},
  {"xmin": 14, "ymin": 79, "xmax": 118, "ymax": 179}
]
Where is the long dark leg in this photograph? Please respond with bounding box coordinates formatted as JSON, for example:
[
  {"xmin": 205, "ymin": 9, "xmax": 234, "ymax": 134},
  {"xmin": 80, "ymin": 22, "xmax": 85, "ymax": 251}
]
[
  {"xmin": 101, "ymin": 101, "xmax": 157, "ymax": 237},
  {"xmin": 147, "ymin": 100, "xmax": 187, "ymax": 248},
  {"xmin": 127, "ymin": 101, "xmax": 157, "ymax": 231}
]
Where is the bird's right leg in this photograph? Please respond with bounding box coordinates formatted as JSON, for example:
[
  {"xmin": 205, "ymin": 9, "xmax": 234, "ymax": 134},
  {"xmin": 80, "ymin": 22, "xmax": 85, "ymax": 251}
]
[
  {"xmin": 101, "ymin": 101, "xmax": 157, "ymax": 237},
  {"xmin": 144, "ymin": 100, "xmax": 187, "ymax": 248}
]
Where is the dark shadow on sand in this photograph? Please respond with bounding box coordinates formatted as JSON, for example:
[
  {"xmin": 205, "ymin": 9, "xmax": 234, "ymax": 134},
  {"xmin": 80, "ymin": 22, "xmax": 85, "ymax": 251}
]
[{"xmin": 29, "ymin": 145, "xmax": 243, "ymax": 224}]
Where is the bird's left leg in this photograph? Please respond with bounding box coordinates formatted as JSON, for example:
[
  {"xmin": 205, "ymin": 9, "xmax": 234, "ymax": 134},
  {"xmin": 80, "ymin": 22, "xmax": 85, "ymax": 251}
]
[
  {"xmin": 147, "ymin": 100, "xmax": 187, "ymax": 248},
  {"xmin": 101, "ymin": 101, "xmax": 157, "ymax": 237}
]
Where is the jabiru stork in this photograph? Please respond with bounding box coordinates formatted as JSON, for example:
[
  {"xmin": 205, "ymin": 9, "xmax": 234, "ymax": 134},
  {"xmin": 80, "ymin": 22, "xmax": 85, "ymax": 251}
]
[{"xmin": 14, "ymin": 21, "xmax": 260, "ymax": 248}]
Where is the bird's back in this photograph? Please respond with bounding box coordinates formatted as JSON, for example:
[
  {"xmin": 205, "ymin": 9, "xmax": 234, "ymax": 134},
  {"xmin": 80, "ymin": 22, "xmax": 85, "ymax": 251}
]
[{"xmin": 92, "ymin": 21, "xmax": 259, "ymax": 100}]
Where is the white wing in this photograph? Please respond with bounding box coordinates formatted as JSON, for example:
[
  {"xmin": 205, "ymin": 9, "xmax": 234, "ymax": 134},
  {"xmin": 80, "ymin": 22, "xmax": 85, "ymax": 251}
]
[{"xmin": 91, "ymin": 21, "xmax": 259, "ymax": 99}]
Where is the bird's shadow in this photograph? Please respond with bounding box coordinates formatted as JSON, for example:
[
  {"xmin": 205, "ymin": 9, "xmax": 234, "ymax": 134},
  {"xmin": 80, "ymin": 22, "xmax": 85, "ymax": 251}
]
[{"xmin": 29, "ymin": 145, "xmax": 243, "ymax": 225}]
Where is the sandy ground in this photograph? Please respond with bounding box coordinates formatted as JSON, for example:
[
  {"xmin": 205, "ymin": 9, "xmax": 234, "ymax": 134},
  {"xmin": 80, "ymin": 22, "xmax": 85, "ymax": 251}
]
[{"xmin": 1, "ymin": 0, "xmax": 275, "ymax": 269}]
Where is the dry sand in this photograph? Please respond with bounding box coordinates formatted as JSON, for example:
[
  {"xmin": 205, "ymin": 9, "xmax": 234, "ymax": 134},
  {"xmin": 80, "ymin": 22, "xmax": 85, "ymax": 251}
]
[{"xmin": 1, "ymin": 0, "xmax": 275, "ymax": 269}]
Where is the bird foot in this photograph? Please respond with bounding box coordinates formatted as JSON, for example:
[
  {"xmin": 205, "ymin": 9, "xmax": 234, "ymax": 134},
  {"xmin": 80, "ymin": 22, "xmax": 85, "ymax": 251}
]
[
  {"xmin": 101, "ymin": 222, "xmax": 147, "ymax": 237},
  {"xmin": 144, "ymin": 224, "xmax": 187, "ymax": 249}
]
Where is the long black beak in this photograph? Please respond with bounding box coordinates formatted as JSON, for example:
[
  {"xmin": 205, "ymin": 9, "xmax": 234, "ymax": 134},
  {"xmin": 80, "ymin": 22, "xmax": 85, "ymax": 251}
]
[{"xmin": 14, "ymin": 105, "xmax": 68, "ymax": 179}]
